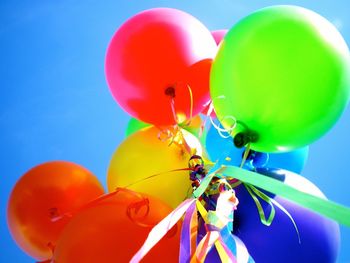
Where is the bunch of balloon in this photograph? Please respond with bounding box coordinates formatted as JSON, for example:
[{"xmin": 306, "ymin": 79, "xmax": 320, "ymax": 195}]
[
  {"xmin": 7, "ymin": 161, "xmax": 183, "ymax": 262},
  {"xmin": 7, "ymin": 4, "xmax": 350, "ymax": 263}
]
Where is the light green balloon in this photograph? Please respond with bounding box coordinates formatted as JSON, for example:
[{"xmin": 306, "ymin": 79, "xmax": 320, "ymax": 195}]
[
  {"xmin": 125, "ymin": 118, "xmax": 151, "ymax": 137},
  {"xmin": 210, "ymin": 5, "xmax": 350, "ymax": 152}
]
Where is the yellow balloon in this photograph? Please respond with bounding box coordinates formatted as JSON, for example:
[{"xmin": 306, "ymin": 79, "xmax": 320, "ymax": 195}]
[{"xmin": 107, "ymin": 126, "xmax": 202, "ymax": 208}]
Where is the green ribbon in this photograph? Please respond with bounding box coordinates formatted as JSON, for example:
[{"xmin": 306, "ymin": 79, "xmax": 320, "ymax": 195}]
[
  {"xmin": 216, "ymin": 165, "xmax": 350, "ymax": 226},
  {"xmin": 193, "ymin": 172, "xmax": 215, "ymax": 199},
  {"xmin": 244, "ymin": 183, "xmax": 276, "ymax": 226}
]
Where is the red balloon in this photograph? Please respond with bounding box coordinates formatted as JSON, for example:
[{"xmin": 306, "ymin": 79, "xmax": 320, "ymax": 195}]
[
  {"xmin": 211, "ymin": 29, "xmax": 228, "ymax": 45},
  {"xmin": 53, "ymin": 189, "xmax": 180, "ymax": 263},
  {"xmin": 105, "ymin": 8, "xmax": 217, "ymax": 126},
  {"xmin": 7, "ymin": 161, "xmax": 104, "ymax": 261}
]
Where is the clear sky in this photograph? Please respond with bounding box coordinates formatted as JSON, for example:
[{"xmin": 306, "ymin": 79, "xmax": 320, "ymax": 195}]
[{"xmin": 1, "ymin": 0, "xmax": 350, "ymax": 262}]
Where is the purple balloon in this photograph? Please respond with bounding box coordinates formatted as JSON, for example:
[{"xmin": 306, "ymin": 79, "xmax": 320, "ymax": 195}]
[{"xmin": 233, "ymin": 168, "xmax": 340, "ymax": 263}]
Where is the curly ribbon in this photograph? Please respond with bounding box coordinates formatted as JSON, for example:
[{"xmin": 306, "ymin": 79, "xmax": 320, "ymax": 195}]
[
  {"xmin": 207, "ymin": 95, "xmax": 240, "ymax": 139},
  {"xmin": 157, "ymin": 125, "xmax": 195, "ymax": 156},
  {"xmin": 243, "ymin": 183, "xmax": 300, "ymax": 243},
  {"xmin": 216, "ymin": 165, "xmax": 350, "ymax": 226},
  {"xmin": 49, "ymin": 188, "xmax": 155, "ymax": 228},
  {"xmin": 210, "ymin": 115, "xmax": 238, "ymax": 139},
  {"xmin": 244, "ymin": 184, "xmax": 276, "ymax": 226},
  {"xmin": 184, "ymin": 84, "xmax": 194, "ymax": 126}
]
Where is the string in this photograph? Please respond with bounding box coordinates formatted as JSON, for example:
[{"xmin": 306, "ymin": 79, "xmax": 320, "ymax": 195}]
[
  {"xmin": 270, "ymin": 197, "xmax": 301, "ymax": 243},
  {"xmin": 171, "ymin": 127, "xmax": 194, "ymax": 155},
  {"xmin": 124, "ymin": 167, "xmax": 193, "ymax": 189},
  {"xmin": 48, "ymin": 188, "xmax": 154, "ymax": 227},
  {"xmin": 240, "ymin": 143, "xmax": 251, "ymax": 168},
  {"xmin": 166, "ymin": 83, "xmax": 194, "ymax": 128},
  {"xmin": 244, "ymin": 184, "xmax": 276, "ymax": 226},
  {"xmin": 209, "ymin": 115, "xmax": 237, "ymax": 139},
  {"xmin": 184, "ymin": 84, "xmax": 194, "ymax": 126},
  {"xmin": 166, "ymin": 86, "xmax": 179, "ymax": 124}
]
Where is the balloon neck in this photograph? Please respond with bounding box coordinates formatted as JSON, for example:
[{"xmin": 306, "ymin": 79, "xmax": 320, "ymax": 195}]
[
  {"xmin": 233, "ymin": 131, "xmax": 258, "ymax": 148},
  {"xmin": 164, "ymin": 86, "xmax": 176, "ymax": 98}
]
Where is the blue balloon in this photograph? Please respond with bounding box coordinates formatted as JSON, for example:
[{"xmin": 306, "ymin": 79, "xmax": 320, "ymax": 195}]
[
  {"xmin": 233, "ymin": 168, "xmax": 340, "ymax": 263},
  {"xmin": 205, "ymin": 126, "xmax": 309, "ymax": 173}
]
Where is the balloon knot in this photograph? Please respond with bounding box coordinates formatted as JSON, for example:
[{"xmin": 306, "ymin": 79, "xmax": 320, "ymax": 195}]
[
  {"xmin": 164, "ymin": 86, "xmax": 176, "ymax": 98},
  {"xmin": 234, "ymin": 132, "xmax": 258, "ymax": 148}
]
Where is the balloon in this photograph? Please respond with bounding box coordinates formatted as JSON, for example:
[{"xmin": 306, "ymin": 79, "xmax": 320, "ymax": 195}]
[
  {"xmin": 106, "ymin": 8, "xmax": 217, "ymax": 126},
  {"xmin": 233, "ymin": 168, "xmax": 340, "ymax": 263},
  {"xmin": 211, "ymin": 29, "xmax": 228, "ymax": 45},
  {"xmin": 53, "ymin": 190, "xmax": 180, "ymax": 263},
  {"xmin": 7, "ymin": 161, "xmax": 104, "ymax": 261},
  {"xmin": 205, "ymin": 125, "xmax": 309, "ymax": 174},
  {"xmin": 210, "ymin": 5, "xmax": 350, "ymax": 152},
  {"xmin": 125, "ymin": 118, "xmax": 151, "ymax": 137},
  {"xmin": 108, "ymin": 126, "xmax": 202, "ymax": 208}
]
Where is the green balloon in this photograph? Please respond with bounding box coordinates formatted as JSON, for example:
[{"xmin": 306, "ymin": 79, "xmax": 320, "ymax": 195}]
[
  {"xmin": 210, "ymin": 5, "xmax": 350, "ymax": 152},
  {"xmin": 125, "ymin": 118, "xmax": 151, "ymax": 137}
]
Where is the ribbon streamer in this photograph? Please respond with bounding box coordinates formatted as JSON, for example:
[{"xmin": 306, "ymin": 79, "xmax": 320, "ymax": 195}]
[
  {"xmin": 244, "ymin": 184, "xmax": 276, "ymax": 226},
  {"xmin": 130, "ymin": 198, "xmax": 196, "ymax": 263},
  {"xmin": 217, "ymin": 165, "xmax": 350, "ymax": 226},
  {"xmin": 180, "ymin": 201, "xmax": 197, "ymax": 263}
]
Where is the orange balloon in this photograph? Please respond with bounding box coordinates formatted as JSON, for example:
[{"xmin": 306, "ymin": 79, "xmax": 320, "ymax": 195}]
[
  {"xmin": 53, "ymin": 189, "xmax": 180, "ymax": 263},
  {"xmin": 7, "ymin": 161, "xmax": 105, "ymax": 261}
]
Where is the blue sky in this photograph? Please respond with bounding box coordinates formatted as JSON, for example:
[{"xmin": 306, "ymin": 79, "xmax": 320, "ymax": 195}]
[{"xmin": 1, "ymin": 0, "xmax": 350, "ymax": 262}]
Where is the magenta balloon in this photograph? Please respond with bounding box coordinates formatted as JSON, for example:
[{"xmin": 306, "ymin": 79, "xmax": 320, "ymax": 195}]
[
  {"xmin": 211, "ymin": 30, "xmax": 228, "ymax": 45},
  {"xmin": 105, "ymin": 8, "xmax": 217, "ymax": 126}
]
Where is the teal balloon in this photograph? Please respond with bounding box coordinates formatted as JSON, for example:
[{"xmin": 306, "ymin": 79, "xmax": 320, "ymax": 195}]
[
  {"xmin": 206, "ymin": 125, "xmax": 309, "ymax": 174},
  {"xmin": 210, "ymin": 5, "xmax": 350, "ymax": 152}
]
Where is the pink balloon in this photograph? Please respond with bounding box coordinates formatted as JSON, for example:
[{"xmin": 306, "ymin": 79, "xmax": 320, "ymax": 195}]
[
  {"xmin": 105, "ymin": 8, "xmax": 217, "ymax": 126},
  {"xmin": 211, "ymin": 29, "xmax": 228, "ymax": 45}
]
